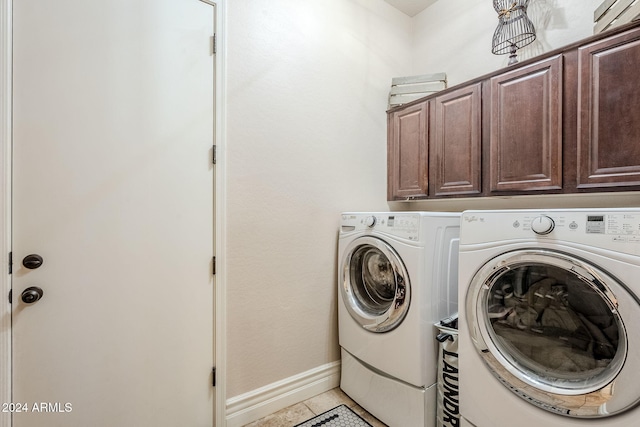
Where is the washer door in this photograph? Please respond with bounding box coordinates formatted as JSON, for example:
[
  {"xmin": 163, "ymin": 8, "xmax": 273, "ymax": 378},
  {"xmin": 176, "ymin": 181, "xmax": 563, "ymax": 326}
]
[
  {"xmin": 467, "ymin": 249, "xmax": 640, "ymax": 418},
  {"xmin": 341, "ymin": 236, "xmax": 411, "ymax": 333}
]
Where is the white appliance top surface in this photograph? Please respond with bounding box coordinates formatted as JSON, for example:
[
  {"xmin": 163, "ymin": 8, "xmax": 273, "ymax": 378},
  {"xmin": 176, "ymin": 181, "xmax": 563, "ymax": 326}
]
[{"xmin": 460, "ymin": 208, "xmax": 640, "ymax": 256}]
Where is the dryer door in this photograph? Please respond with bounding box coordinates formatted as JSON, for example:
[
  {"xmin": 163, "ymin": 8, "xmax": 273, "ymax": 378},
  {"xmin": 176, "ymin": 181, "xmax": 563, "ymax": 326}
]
[
  {"xmin": 341, "ymin": 236, "xmax": 410, "ymax": 333},
  {"xmin": 466, "ymin": 248, "xmax": 640, "ymax": 418}
]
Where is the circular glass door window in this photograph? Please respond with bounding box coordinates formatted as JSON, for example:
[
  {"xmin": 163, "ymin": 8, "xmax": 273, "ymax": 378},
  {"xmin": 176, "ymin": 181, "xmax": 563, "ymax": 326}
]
[
  {"xmin": 466, "ymin": 249, "xmax": 640, "ymax": 418},
  {"xmin": 484, "ymin": 261, "xmax": 624, "ymax": 392},
  {"xmin": 341, "ymin": 236, "xmax": 410, "ymax": 333}
]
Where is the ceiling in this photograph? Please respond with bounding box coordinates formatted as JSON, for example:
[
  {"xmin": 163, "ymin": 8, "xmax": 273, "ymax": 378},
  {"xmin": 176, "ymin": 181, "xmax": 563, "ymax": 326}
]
[{"xmin": 384, "ymin": 0, "xmax": 438, "ymax": 17}]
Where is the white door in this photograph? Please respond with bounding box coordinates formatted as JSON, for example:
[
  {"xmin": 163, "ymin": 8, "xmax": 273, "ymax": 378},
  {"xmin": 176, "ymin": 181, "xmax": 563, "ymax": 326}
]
[{"xmin": 12, "ymin": 1, "xmax": 215, "ymax": 426}]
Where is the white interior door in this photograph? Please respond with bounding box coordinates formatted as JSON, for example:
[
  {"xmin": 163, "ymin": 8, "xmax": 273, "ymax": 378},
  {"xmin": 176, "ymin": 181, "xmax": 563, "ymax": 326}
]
[{"xmin": 12, "ymin": 1, "xmax": 215, "ymax": 426}]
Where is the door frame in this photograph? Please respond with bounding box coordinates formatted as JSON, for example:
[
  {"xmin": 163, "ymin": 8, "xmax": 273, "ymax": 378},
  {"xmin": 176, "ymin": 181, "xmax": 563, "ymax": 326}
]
[
  {"xmin": 0, "ymin": 1, "xmax": 228, "ymax": 426},
  {"xmin": 0, "ymin": 1, "xmax": 12, "ymax": 426}
]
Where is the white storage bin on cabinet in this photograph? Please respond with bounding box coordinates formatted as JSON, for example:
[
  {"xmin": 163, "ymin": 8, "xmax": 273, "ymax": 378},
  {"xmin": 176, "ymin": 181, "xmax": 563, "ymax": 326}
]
[{"xmin": 595, "ymin": 0, "xmax": 640, "ymax": 33}]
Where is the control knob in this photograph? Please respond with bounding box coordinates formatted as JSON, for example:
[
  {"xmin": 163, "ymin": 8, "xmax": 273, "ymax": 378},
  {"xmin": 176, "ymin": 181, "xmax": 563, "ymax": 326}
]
[
  {"xmin": 364, "ymin": 216, "xmax": 377, "ymax": 228},
  {"xmin": 531, "ymin": 215, "xmax": 555, "ymax": 235}
]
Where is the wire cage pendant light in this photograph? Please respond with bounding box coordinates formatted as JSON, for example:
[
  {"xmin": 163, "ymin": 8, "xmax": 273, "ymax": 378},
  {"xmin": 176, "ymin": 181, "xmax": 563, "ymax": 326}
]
[{"xmin": 492, "ymin": 0, "xmax": 536, "ymax": 65}]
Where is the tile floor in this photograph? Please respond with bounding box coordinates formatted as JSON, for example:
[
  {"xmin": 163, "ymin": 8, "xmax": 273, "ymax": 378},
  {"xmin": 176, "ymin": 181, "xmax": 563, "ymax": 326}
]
[{"xmin": 242, "ymin": 387, "xmax": 388, "ymax": 427}]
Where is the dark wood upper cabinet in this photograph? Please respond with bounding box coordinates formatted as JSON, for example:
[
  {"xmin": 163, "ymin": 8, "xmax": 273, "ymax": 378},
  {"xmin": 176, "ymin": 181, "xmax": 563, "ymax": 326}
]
[
  {"xmin": 387, "ymin": 101, "xmax": 429, "ymax": 200},
  {"xmin": 386, "ymin": 21, "xmax": 640, "ymax": 201},
  {"xmin": 577, "ymin": 26, "xmax": 640, "ymax": 189},
  {"xmin": 488, "ymin": 56, "xmax": 563, "ymax": 192},
  {"xmin": 431, "ymin": 83, "xmax": 482, "ymax": 196}
]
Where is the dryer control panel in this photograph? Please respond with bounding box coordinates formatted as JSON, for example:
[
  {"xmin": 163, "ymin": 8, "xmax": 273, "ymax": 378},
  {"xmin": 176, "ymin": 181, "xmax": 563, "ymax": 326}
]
[
  {"xmin": 585, "ymin": 213, "xmax": 640, "ymax": 237},
  {"xmin": 461, "ymin": 209, "xmax": 640, "ymax": 255}
]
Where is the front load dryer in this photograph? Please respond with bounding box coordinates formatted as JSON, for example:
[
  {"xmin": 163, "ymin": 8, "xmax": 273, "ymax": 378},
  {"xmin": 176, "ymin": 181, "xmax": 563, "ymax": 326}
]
[
  {"xmin": 459, "ymin": 209, "xmax": 640, "ymax": 427},
  {"xmin": 338, "ymin": 212, "xmax": 460, "ymax": 427}
]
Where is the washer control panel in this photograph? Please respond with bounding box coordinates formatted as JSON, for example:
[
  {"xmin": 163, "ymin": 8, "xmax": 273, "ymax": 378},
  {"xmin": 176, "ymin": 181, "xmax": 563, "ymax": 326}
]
[{"xmin": 341, "ymin": 213, "xmax": 420, "ymax": 240}]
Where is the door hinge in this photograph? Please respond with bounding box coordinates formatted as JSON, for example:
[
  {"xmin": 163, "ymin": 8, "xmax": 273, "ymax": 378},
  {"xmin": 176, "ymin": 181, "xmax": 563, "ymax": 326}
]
[
  {"xmin": 212, "ymin": 367, "xmax": 216, "ymax": 387},
  {"xmin": 8, "ymin": 251, "xmax": 12, "ymax": 275},
  {"xmin": 212, "ymin": 256, "xmax": 216, "ymax": 275},
  {"xmin": 212, "ymin": 145, "xmax": 217, "ymax": 165},
  {"xmin": 212, "ymin": 34, "xmax": 217, "ymax": 55},
  {"xmin": 8, "ymin": 289, "xmax": 12, "ymax": 304}
]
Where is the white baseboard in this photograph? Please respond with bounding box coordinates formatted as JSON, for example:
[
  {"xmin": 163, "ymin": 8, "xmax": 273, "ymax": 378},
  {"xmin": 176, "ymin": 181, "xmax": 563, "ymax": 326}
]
[{"xmin": 225, "ymin": 361, "xmax": 341, "ymax": 427}]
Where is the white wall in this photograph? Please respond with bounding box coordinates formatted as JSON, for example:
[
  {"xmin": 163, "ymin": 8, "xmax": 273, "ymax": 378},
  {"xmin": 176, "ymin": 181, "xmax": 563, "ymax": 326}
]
[
  {"xmin": 412, "ymin": 0, "xmax": 600, "ymax": 87},
  {"xmin": 224, "ymin": 0, "xmax": 612, "ymax": 410},
  {"xmin": 225, "ymin": 0, "xmax": 412, "ymax": 399}
]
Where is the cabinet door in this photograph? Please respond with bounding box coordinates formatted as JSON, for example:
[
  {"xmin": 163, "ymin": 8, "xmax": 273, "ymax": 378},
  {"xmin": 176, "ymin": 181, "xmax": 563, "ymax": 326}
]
[
  {"xmin": 387, "ymin": 101, "xmax": 429, "ymax": 200},
  {"xmin": 577, "ymin": 28, "xmax": 640, "ymax": 188},
  {"xmin": 431, "ymin": 83, "xmax": 482, "ymax": 196},
  {"xmin": 489, "ymin": 56, "xmax": 563, "ymax": 192}
]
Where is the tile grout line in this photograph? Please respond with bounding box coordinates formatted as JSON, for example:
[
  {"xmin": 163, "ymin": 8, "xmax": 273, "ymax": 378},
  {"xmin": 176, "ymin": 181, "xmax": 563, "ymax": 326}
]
[{"xmin": 303, "ymin": 402, "xmax": 317, "ymax": 416}]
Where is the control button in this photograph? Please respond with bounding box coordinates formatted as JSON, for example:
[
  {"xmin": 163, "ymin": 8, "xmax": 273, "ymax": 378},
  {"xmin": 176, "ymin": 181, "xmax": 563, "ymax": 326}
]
[
  {"xmin": 513, "ymin": 220, "xmax": 520, "ymax": 228},
  {"xmin": 569, "ymin": 221, "xmax": 578, "ymax": 230},
  {"xmin": 531, "ymin": 215, "xmax": 555, "ymax": 235},
  {"xmin": 364, "ymin": 216, "xmax": 377, "ymax": 228}
]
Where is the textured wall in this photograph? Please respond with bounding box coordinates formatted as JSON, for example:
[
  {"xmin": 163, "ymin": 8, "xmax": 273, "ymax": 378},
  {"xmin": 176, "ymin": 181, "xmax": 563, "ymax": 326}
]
[{"xmin": 225, "ymin": 0, "xmax": 411, "ymax": 398}]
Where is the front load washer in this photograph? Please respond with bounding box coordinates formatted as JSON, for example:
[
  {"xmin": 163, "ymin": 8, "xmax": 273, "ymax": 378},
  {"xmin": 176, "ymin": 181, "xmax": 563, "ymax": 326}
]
[
  {"xmin": 458, "ymin": 209, "xmax": 640, "ymax": 427},
  {"xmin": 338, "ymin": 212, "xmax": 460, "ymax": 427}
]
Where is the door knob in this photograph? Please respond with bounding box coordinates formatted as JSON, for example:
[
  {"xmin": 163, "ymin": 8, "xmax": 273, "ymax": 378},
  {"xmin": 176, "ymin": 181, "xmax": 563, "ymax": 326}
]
[
  {"xmin": 21, "ymin": 287, "xmax": 44, "ymax": 304},
  {"xmin": 22, "ymin": 254, "xmax": 44, "ymax": 270}
]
